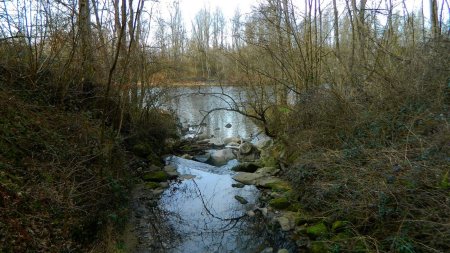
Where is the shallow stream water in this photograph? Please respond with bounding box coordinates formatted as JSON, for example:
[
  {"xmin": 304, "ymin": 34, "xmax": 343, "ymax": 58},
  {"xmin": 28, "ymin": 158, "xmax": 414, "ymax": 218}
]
[{"xmin": 158, "ymin": 86, "xmax": 269, "ymax": 252}]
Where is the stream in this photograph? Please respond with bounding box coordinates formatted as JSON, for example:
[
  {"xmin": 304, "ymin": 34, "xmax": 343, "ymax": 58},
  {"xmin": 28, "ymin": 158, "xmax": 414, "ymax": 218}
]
[{"xmin": 131, "ymin": 86, "xmax": 291, "ymax": 253}]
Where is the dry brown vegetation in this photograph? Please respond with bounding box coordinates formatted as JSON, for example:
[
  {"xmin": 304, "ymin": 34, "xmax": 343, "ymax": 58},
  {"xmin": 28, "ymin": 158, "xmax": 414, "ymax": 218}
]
[{"xmin": 0, "ymin": 0, "xmax": 177, "ymax": 252}]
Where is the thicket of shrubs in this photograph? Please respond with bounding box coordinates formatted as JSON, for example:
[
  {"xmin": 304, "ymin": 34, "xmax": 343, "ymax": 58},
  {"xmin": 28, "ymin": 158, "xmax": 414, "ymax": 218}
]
[{"xmin": 267, "ymin": 42, "xmax": 449, "ymax": 252}]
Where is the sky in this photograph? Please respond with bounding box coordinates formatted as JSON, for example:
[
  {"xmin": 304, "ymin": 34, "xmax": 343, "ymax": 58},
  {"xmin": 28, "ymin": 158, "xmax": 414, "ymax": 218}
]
[
  {"xmin": 157, "ymin": 0, "xmax": 435, "ymax": 24},
  {"xmin": 178, "ymin": 0, "xmax": 255, "ymax": 21}
]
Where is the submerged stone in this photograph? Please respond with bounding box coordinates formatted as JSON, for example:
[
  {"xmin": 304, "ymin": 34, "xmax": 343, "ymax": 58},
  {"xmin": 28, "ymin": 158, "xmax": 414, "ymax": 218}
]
[
  {"xmin": 234, "ymin": 195, "xmax": 249, "ymax": 204},
  {"xmin": 231, "ymin": 183, "xmax": 245, "ymax": 188}
]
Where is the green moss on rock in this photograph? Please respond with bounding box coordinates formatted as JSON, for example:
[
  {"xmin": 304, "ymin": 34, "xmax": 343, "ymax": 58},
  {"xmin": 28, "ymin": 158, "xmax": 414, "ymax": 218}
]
[
  {"xmin": 144, "ymin": 182, "xmax": 160, "ymax": 189},
  {"xmin": 265, "ymin": 181, "xmax": 291, "ymax": 192},
  {"xmin": 269, "ymin": 197, "xmax": 290, "ymax": 209},
  {"xmin": 143, "ymin": 171, "xmax": 168, "ymax": 182},
  {"xmin": 306, "ymin": 222, "xmax": 328, "ymax": 238}
]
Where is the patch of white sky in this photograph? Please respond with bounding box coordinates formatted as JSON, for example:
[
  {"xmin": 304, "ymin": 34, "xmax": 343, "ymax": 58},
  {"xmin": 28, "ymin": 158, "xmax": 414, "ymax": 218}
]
[
  {"xmin": 152, "ymin": 0, "xmax": 434, "ymax": 25},
  {"xmin": 147, "ymin": 0, "xmax": 442, "ymax": 42}
]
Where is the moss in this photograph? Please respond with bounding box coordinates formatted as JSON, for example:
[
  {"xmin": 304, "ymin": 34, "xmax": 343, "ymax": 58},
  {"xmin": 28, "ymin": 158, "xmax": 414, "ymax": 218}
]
[
  {"xmin": 142, "ymin": 171, "xmax": 168, "ymax": 182},
  {"xmin": 440, "ymin": 171, "xmax": 449, "ymax": 189},
  {"xmin": 269, "ymin": 197, "xmax": 290, "ymax": 209},
  {"xmin": 265, "ymin": 181, "xmax": 292, "ymax": 192},
  {"xmin": 331, "ymin": 220, "xmax": 348, "ymax": 232},
  {"xmin": 309, "ymin": 241, "xmax": 328, "ymax": 253},
  {"xmin": 144, "ymin": 182, "xmax": 160, "ymax": 189},
  {"xmin": 295, "ymin": 213, "xmax": 315, "ymax": 226},
  {"xmin": 306, "ymin": 222, "xmax": 328, "ymax": 238}
]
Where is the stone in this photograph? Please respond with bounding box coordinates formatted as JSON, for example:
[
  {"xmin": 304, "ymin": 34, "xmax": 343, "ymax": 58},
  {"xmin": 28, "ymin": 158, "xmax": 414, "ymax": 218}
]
[
  {"xmin": 163, "ymin": 165, "xmax": 179, "ymax": 179},
  {"xmin": 208, "ymin": 137, "xmax": 225, "ymax": 147},
  {"xmin": 276, "ymin": 216, "xmax": 293, "ymax": 231},
  {"xmin": 277, "ymin": 249, "xmax": 289, "ymax": 253},
  {"xmin": 223, "ymin": 137, "xmax": 241, "ymax": 145},
  {"xmin": 247, "ymin": 210, "xmax": 256, "ymax": 217},
  {"xmin": 226, "ymin": 142, "xmax": 240, "ymax": 148},
  {"xmin": 144, "ymin": 182, "xmax": 160, "ymax": 189},
  {"xmin": 260, "ymin": 247, "xmax": 273, "ymax": 253},
  {"xmin": 257, "ymin": 178, "xmax": 291, "ymax": 192},
  {"xmin": 231, "ymin": 162, "xmax": 261, "ymax": 173},
  {"xmin": 255, "ymin": 167, "xmax": 279, "ymax": 176},
  {"xmin": 180, "ymin": 174, "xmax": 196, "ymax": 180},
  {"xmin": 159, "ymin": 182, "xmax": 169, "ymax": 188},
  {"xmin": 151, "ymin": 189, "xmax": 164, "ymax": 196},
  {"xmin": 181, "ymin": 154, "xmax": 193, "ymax": 160},
  {"xmin": 231, "ymin": 183, "xmax": 245, "ymax": 188},
  {"xmin": 275, "ymin": 212, "xmax": 297, "ymax": 231},
  {"xmin": 234, "ymin": 195, "xmax": 248, "ymax": 204},
  {"xmin": 225, "ymin": 123, "xmax": 232, "ymax": 128},
  {"xmin": 306, "ymin": 223, "xmax": 328, "ymax": 238},
  {"xmin": 197, "ymin": 133, "xmax": 209, "ymax": 140},
  {"xmin": 269, "ymin": 197, "xmax": 290, "ymax": 210},
  {"xmin": 209, "ymin": 148, "xmax": 236, "ymax": 166},
  {"xmin": 232, "ymin": 172, "xmax": 265, "ymax": 185},
  {"xmin": 143, "ymin": 171, "xmax": 168, "ymax": 182},
  {"xmin": 256, "ymin": 207, "xmax": 268, "ymax": 217},
  {"xmin": 193, "ymin": 153, "xmax": 210, "ymax": 163},
  {"xmin": 239, "ymin": 142, "xmax": 254, "ymax": 155}
]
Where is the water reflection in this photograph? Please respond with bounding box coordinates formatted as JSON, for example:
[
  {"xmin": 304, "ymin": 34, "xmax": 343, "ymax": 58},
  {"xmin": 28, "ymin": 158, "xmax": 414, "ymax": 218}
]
[
  {"xmin": 166, "ymin": 86, "xmax": 260, "ymax": 139},
  {"xmin": 159, "ymin": 156, "xmax": 265, "ymax": 253}
]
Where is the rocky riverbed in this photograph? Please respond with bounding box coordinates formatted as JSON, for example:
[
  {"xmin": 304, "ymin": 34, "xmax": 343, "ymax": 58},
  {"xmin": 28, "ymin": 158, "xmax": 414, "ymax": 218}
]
[{"xmin": 123, "ymin": 134, "xmax": 308, "ymax": 252}]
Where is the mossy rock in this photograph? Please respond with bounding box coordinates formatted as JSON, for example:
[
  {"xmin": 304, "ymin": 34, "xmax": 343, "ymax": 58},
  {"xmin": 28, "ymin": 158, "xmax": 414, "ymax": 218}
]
[
  {"xmin": 286, "ymin": 202, "xmax": 302, "ymax": 212},
  {"xmin": 269, "ymin": 197, "xmax": 290, "ymax": 210},
  {"xmin": 306, "ymin": 222, "xmax": 328, "ymax": 239},
  {"xmin": 295, "ymin": 214, "xmax": 315, "ymax": 226},
  {"xmin": 143, "ymin": 171, "xmax": 168, "ymax": 182},
  {"xmin": 145, "ymin": 182, "xmax": 160, "ymax": 189},
  {"xmin": 265, "ymin": 181, "xmax": 291, "ymax": 192},
  {"xmin": 309, "ymin": 241, "xmax": 328, "ymax": 253}
]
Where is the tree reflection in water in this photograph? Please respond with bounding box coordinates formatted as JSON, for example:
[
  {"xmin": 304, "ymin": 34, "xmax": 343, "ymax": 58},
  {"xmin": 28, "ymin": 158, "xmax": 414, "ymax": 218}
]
[{"xmin": 158, "ymin": 156, "xmax": 267, "ymax": 253}]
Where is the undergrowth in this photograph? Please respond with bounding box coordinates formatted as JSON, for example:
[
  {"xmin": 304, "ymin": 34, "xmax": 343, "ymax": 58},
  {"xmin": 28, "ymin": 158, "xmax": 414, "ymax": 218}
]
[
  {"xmin": 274, "ymin": 42, "xmax": 450, "ymax": 252},
  {"xmin": 0, "ymin": 81, "xmax": 177, "ymax": 251}
]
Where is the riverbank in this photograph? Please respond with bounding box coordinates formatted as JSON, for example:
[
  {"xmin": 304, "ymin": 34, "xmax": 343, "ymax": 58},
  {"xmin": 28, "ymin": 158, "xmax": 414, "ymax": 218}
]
[{"xmin": 0, "ymin": 83, "xmax": 177, "ymax": 252}]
